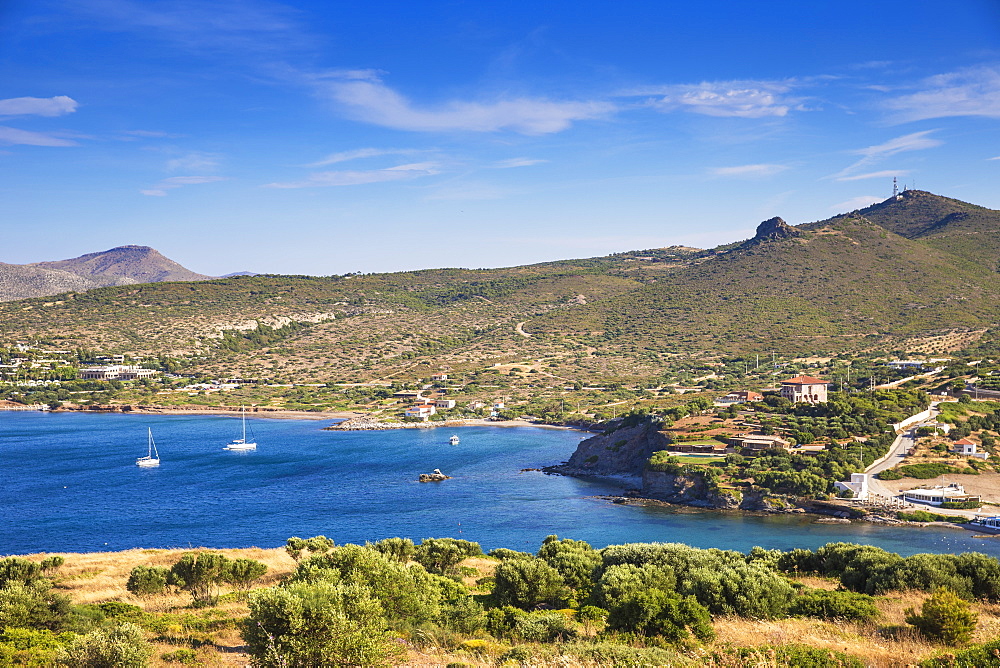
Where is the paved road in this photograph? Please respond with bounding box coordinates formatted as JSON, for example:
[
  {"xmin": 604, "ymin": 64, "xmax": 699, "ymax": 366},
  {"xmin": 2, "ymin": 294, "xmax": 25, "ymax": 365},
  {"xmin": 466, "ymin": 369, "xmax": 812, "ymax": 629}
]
[{"xmin": 866, "ymin": 427, "xmax": 917, "ymax": 477}]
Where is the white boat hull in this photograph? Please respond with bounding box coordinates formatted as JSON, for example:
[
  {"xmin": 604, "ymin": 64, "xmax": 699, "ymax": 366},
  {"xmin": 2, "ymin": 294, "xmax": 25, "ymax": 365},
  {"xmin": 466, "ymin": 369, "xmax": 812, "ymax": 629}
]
[
  {"xmin": 225, "ymin": 440, "xmax": 256, "ymax": 451},
  {"xmin": 136, "ymin": 457, "xmax": 159, "ymax": 467}
]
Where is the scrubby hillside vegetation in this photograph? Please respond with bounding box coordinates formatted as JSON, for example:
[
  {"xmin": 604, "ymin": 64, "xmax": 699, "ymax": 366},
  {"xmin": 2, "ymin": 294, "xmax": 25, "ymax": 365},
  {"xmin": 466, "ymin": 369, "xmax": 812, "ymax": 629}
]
[
  {"xmin": 1, "ymin": 191, "xmax": 998, "ymax": 388},
  {"xmin": 3, "ymin": 537, "xmax": 999, "ymax": 667}
]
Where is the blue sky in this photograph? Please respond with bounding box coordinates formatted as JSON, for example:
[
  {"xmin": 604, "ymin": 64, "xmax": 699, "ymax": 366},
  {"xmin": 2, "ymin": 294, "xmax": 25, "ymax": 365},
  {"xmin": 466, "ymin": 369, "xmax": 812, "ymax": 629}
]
[{"xmin": 2, "ymin": 0, "xmax": 999, "ymax": 276}]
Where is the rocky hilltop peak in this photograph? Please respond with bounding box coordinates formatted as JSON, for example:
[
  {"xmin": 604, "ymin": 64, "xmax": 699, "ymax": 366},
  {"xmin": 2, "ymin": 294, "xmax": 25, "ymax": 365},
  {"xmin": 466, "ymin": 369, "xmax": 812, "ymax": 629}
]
[
  {"xmin": 1, "ymin": 245, "xmax": 214, "ymax": 302},
  {"xmin": 32, "ymin": 245, "xmax": 212, "ymax": 283},
  {"xmin": 752, "ymin": 216, "xmax": 801, "ymax": 241}
]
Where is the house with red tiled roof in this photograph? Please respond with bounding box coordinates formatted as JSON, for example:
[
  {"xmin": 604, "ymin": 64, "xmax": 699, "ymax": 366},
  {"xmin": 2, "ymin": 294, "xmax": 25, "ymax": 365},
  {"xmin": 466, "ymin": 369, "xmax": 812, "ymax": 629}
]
[
  {"xmin": 953, "ymin": 437, "xmax": 988, "ymax": 459},
  {"xmin": 779, "ymin": 375, "xmax": 830, "ymax": 404}
]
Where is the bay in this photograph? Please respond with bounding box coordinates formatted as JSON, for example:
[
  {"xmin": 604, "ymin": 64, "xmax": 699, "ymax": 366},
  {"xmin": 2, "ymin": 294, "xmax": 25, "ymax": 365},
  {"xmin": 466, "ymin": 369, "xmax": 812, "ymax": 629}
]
[{"xmin": 1, "ymin": 412, "xmax": 998, "ymax": 558}]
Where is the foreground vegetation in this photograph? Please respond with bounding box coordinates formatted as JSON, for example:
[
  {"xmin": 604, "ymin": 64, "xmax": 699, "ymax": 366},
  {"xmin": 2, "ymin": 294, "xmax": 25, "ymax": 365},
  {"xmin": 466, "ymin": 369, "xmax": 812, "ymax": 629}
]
[{"xmin": 3, "ymin": 537, "xmax": 1000, "ymax": 667}]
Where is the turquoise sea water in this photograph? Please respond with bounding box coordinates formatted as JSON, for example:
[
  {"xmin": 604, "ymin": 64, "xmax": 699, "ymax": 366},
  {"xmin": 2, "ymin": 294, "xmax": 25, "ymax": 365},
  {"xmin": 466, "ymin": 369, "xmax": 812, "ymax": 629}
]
[{"xmin": 2, "ymin": 411, "xmax": 999, "ymax": 557}]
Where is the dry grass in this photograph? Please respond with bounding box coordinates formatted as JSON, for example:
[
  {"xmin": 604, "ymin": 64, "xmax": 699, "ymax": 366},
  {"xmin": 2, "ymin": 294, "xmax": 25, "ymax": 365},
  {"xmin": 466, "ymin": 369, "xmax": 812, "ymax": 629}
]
[{"xmin": 26, "ymin": 546, "xmax": 295, "ymax": 608}]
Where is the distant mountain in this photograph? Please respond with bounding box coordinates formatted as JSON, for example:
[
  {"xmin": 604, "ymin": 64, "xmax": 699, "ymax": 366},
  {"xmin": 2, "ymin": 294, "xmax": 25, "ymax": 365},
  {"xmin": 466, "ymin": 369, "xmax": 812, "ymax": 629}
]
[
  {"xmin": 221, "ymin": 271, "xmax": 260, "ymax": 278},
  {"xmin": 0, "ymin": 246, "xmax": 213, "ymax": 302}
]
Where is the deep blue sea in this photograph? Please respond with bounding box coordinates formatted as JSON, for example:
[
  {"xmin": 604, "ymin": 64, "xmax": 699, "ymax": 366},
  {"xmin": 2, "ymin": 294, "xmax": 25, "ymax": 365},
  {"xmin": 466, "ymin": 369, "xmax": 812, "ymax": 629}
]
[{"xmin": 2, "ymin": 412, "xmax": 999, "ymax": 558}]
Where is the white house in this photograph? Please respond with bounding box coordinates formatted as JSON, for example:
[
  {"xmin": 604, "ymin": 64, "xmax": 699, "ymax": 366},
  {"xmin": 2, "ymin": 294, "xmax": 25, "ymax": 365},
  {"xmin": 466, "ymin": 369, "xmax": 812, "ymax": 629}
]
[
  {"xmin": 405, "ymin": 404, "xmax": 437, "ymax": 420},
  {"xmin": 953, "ymin": 438, "xmax": 989, "ymax": 459},
  {"xmin": 433, "ymin": 399, "xmax": 456, "ymax": 410},
  {"xmin": 834, "ymin": 473, "xmax": 870, "ymax": 501}
]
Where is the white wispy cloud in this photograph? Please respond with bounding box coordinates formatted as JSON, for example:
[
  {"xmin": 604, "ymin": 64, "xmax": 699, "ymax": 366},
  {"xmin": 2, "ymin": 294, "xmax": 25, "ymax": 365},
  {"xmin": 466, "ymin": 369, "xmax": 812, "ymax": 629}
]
[
  {"xmin": 0, "ymin": 96, "xmax": 78, "ymax": 117},
  {"xmin": 852, "ymin": 131, "xmax": 942, "ymax": 159},
  {"xmin": 831, "ymin": 195, "xmax": 882, "ymax": 212},
  {"xmin": 829, "ymin": 130, "xmax": 941, "ymax": 180},
  {"xmin": 492, "ymin": 158, "xmax": 547, "ymax": 169},
  {"xmin": 989, "ymin": 156, "xmax": 1000, "ymax": 161},
  {"xmin": 141, "ymin": 175, "xmax": 227, "ymax": 196},
  {"xmin": 306, "ymin": 147, "xmax": 424, "ymax": 167},
  {"xmin": 835, "ymin": 169, "xmax": 910, "ymax": 182},
  {"xmin": 123, "ymin": 129, "xmax": 178, "ymax": 138},
  {"xmin": 68, "ymin": 0, "xmax": 308, "ymax": 55},
  {"xmin": 314, "ymin": 73, "xmax": 613, "ymax": 134},
  {"xmin": 710, "ymin": 164, "xmax": 788, "ymax": 178},
  {"xmin": 424, "ymin": 181, "xmax": 509, "ymax": 201},
  {"xmin": 634, "ymin": 80, "xmax": 801, "ymax": 118},
  {"xmin": 885, "ymin": 66, "xmax": 1000, "ymax": 122},
  {"xmin": 264, "ymin": 162, "xmax": 441, "ymax": 189},
  {"xmin": 166, "ymin": 152, "xmax": 220, "ymax": 171},
  {"xmin": 0, "ymin": 126, "xmax": 78, "ymax": 147}
]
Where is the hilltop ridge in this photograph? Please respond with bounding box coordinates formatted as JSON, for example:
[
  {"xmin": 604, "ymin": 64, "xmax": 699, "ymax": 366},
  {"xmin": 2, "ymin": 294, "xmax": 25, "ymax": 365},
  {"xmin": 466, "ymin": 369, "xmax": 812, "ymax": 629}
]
[
  {"xmin": 0, "ymin": 190, "xmax": 997, "ymax": 382},
  {"xmin": 0, "ymin": 246, "xmax": 212, "ymax": 302}
]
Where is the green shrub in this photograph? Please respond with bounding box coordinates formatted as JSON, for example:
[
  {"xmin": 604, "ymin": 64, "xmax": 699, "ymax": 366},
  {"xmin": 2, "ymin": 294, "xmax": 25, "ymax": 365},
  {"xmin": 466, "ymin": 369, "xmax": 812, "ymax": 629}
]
[
  {"xmin": 413, "ymin": 538, "xmax": 483, "ymax": 575},
  {"xmin": 492, "ymin": 558, "xmax": 567, "ymax": 609},
  {"xmin": 713, "ymin": 644, "xmax": 866, "ymax": 667},
  {"xmin": 606, "ymin": 589, "xmax": 714, "ymax": 642},
  {"xmin": 919, "ymin": 637, "xmax": 1000, "ymax": 666},
  {"xmin": 941, "ymin": 500, "xmax": 981, "ymax": 510},
  {"xmin": 161, "ymin": 648, "xmax": 200, "ymax": 664},
  {"xmin": 126, "ymin": 565, "xmax": 169, "ymax": 597},
  {"xmin": 0, "ymin": 582, "xmax": 75, "ymax": 631},
  {"xmin": 906, "ymin": 589, "xmax": 978, "ymax": 646},
  {"xmin": 898, "ymin": 463, "xmax": 959, "ymax": 479},
  {"xmin": 224, "ymin": 558, "xmax": 267, "ymax": 590},
  {"xmin": 56, "ymin": 621, "xmax": 152, "ymax": 667},
  {"xmin": 284, "ymin": 535, "xmax": 335, "ymax": 562},
  {"xmin": 878, "ymin": 469, "xmax": 904, "ymax": 480},
  {"xmin": 242, "ymin": 581, "xmax": 402, "ymax": 668},
  {"xmin": 0, "ymin": 558, "xmax": 42, "ymax": 587},
  {"xmin": 370, "ymin": 537, "xmax": 415, "ymax": 563},
  {"xmin": 899, "ymin": 510, "xmax": 953, "ymax": 523},
  {"xmin": 536, "ymin": 535, "xmax": 602, "ymax": 596},
  {"xmin": 0, "ymin": 628, "xmax": 75, "ymax": 667},
  {"xmin": 561, "ymin": 641, "xmax": 682, "ymax": 667},
  {"xmin": 168, "ymin": 553, "xmax": 232, "ymax": 606},
  {"xmin": 789, "ymin": 589, "xmax": 880, "ymax": 622},
  {"xmin": 488, "ymin": 548, "xmax": 534, "ymax": 561}
]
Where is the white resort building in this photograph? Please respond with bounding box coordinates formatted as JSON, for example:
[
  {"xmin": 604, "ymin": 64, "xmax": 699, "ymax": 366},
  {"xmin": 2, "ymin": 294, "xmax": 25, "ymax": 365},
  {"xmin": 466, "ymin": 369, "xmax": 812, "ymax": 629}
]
[
  {"xmin": 78, "ymin": 365, "xmax": 158, "ymax": 381},
  {"xmin": 902, "ymin": 483, "xmax": 981, "ymax": 507}
]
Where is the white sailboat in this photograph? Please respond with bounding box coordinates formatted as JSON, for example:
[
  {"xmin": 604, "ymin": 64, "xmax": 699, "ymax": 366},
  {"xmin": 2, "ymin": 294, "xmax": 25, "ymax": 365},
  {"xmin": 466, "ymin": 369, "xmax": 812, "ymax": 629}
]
[
  {"xmin": 136, "ymin": 428, "xmax": 160, "ymax": 467},
  {"xmin": 224, "ymin": 406, "xmax": 257, "ymax": 451}
]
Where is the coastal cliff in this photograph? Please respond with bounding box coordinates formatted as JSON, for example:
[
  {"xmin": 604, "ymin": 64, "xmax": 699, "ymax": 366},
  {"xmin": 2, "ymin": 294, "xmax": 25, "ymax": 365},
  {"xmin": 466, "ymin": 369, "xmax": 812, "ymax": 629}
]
[
  {"xmin": 557, "ymin": 419, "xmax": 671, "ymax": 477},
  {"xmin": 554, "ymin": 416, "xmax": 802, "ymax": 512}
]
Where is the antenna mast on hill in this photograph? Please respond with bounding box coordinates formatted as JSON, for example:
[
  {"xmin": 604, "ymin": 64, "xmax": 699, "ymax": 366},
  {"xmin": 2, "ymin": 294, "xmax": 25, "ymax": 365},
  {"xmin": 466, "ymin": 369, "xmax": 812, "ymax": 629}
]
[{"xmin": 893, "ymin": 177, "xmax": 898, "ymax": 198}]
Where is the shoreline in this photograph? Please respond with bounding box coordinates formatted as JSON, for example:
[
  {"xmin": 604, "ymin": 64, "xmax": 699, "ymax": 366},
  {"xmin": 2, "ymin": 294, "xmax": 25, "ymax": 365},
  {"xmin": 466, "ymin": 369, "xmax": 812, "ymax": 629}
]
[{"xmin": 43, "ymin": 405, "xmax": 594, "ymax": 430}]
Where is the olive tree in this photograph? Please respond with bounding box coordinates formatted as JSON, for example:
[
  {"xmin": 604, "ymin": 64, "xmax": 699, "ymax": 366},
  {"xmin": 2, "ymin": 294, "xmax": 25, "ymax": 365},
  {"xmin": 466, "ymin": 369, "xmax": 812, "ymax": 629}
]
[
  {"xmin": 56, "ymin": 622, "xmax": 152, "ymax": 667},
  {"xmin": 126, "ymin": 566, "xmax": 169, "ymax": 597},
  {"xmin": 242, "ymin": 581, "xmax": 401, "ymax": 667},
  {"xmin": 226, "ymin": 559, "xmax": 268, "ymax": 591},
  {"xmin": 168, "ymin": 552, "xmax": 232, "ymax": 606}
]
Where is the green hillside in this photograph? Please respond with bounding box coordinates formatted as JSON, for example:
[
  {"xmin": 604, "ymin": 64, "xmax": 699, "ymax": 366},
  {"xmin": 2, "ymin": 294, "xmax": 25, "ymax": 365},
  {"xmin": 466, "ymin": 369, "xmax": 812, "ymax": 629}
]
[
  {"xmin": 853, "ymin": 189, "xmax": 1000, "ymax": 273},
  {"xmin": 1, "ymin": 191, "xmax": 998, "ymax": 384},
  {"xmin": 531, "ymin": 212, "xmax": 1000, "ymax": 356}
]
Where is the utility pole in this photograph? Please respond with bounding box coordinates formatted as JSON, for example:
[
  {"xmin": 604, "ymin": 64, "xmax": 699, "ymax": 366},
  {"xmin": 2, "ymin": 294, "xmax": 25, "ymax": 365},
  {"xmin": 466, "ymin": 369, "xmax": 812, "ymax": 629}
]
[{"xmin": 755, "ymin": 354, "xmax": 759, "ymax": 370}]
